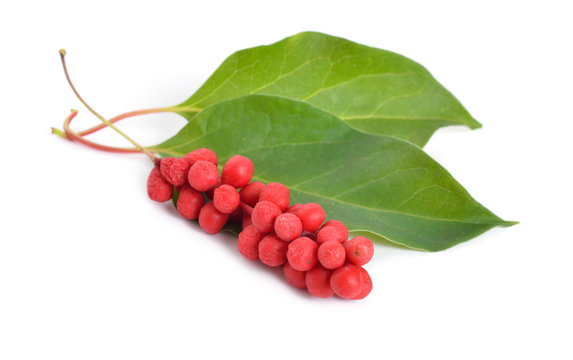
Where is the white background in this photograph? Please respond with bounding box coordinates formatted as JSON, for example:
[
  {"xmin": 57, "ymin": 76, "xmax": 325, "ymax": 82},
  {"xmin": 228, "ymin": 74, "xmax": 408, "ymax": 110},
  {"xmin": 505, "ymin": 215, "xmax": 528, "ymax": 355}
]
[{"xmin": 1, "ymin": 1, "xmax": 571, "ymax": 359}]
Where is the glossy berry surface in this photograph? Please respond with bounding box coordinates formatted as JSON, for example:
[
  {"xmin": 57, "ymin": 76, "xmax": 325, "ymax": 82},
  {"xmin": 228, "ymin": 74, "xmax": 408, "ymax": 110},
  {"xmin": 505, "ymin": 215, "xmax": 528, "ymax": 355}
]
[
  {"xmin": 290, "ymin": 203, "xmax": 325, "ymax": 233},
  {"xmin": 183, "ymin": 148, "xmax": 218, "ymax": 166},
  {"xmin": 344, "ymin": 236, "xmax": 374, "ymax": 266},
  {"xmin": 287, "ymin": 237, "xmax": 318, "ymax": 271},
  {"xmin": 352, "ymin": 267, "xmax": 373, "ymax": 300},
  {"xmin": 239, "ymin": 181, "xmax": 265, "ymax": 207},
  {"xmin": 322, "ymin": 220, "xmax": 349, "ymax": 241},
  {"xmin": 198, "ymin": 202, "xmax": 229, "ymax": 234},
  {"xmin": 330, "ymin": 264, "xmax": 363, "ymax": 299},
  {"xmin": 316, "ymin": 226, "xmax": 345, "ymax": 245},
  {"xmin": 305, "ymin": 265, "xmax": 334, "ymax": 298},
  {"xmin": 221, "ymin": 155, "xmax": 254, "ymax": 189},
  {"xmin": 176, "ymin": 184, "xmax": 205, "ymax": 220}
]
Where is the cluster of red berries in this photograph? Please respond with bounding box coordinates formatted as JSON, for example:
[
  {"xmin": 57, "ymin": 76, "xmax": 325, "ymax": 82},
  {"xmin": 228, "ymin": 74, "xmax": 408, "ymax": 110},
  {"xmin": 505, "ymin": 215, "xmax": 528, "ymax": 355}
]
[{"xmin": 147, "ymin": 148, "xmax": 374, "ymax": 300}]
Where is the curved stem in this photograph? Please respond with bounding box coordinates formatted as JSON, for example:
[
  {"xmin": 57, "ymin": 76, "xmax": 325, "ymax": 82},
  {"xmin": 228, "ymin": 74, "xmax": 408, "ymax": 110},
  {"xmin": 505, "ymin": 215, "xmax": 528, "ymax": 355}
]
[
  {"xmin": 239, "ymin": 201, "xmax": 253, "ymax": 216},
  {"xmin": 59, "ymin": 49, "xmax": 156, "ymax": 163},
  {"xmin": 78, "ymin": 106, "xmax": 177, "ymax": 136},
  {"xmin": 56, "ymin": 110, "xmax": 145, "ymax": 155}
]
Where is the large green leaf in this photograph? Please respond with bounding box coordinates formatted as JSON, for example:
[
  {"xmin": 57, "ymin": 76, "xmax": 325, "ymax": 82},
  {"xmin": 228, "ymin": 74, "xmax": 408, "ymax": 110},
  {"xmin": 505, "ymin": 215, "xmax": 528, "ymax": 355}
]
[
  {"xmin": 152, "ymin": 95, "xmax": 513, "ymax": 251},
  {"xmin": 172, "ymin": 32, "xmax": 481, "ymax": 147}
]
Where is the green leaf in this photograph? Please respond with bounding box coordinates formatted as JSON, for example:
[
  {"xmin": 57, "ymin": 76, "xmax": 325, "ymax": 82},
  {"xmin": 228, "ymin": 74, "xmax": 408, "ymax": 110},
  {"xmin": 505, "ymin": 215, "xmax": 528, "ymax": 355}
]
[
  {"xmin": 152, "ymin": 95, "xmax": 513, "ymax": 251},
  {"xmin": 173, "ymin": 31, "xmax": 481, "ymax": 147}
]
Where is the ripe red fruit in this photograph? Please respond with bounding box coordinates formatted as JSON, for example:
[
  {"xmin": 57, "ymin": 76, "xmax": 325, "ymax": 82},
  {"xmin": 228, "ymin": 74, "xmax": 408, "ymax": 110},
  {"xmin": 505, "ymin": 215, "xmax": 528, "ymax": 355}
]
[
  {"xmin": 147, "ymin": 166, "xmax": 173, "ymax": 202},
  {"xmin": 287, "ymin": 237, "xmax": 318, "ymax": 271},
  {"xmin": 305, "ymin": 265, "xmax": 334, "ymax": 298},
  {"xmin": 213, "ymin": 184, "xmax": 240, "ymax": 214},
  {"xmin": 160, "ymin": 157, "xmax": 191, "ymax": 186},
  {"xmin": 259, "ymin": 182, "xmax": 290, "ymax": 211},
  {"xmin": 344, "ymin": 236, "xmax": 374, "ymax": 266},
  {"xmin": 321, "ymin": 220, "xmax": 349, "ymax": 241},
  {"xmin": 237, "ymin": 225, "xmax": 265, "ymax": 261},
  {"xmin": 183, "ymin": 148, "xmax": 218, "ymax": 166},
  {"xmin": 221, "ymin": 155, "xmax": 254, "ymax": 189},
  {"xmin": 317, "ymin": 240, "xmax": 346, "ymax": 269},
  {"xmin": 188, "ymin": 160, "xmax": 219, "ymax": 192},
  {"xmin": 289, "ymin": 203, "xmax": 325, "ymax": 233},
  {"xmin": 176, "ymin": 184, "xmax": 205, "ymax": 220},
  {"xmin": 274, "ymin": 213, "xmax": 303, "ymax": 242},
  {"xmin": 239, "ymin": 181, "xmax": 265, "ymax": 207},
  {"xmin": 316, "ymin": 226, "xmax": 345, "ymax": 245},
  {"xmin": 204, "ymin": 177, "xmax": 221, "ymax": 200},
  {"xmin": 352, "ymin": 267, "xmax": 373, "ymax": 300},
  {"xmin": 198, "ymin": 202, "xmax": 229, "ymax": 234},
  {"xmin": 258, "ymin": 233, "xmax": 288, "ymax": 267},
  {"xmin": 283, "ymin": 262, "xmax": 307, "ymax": 289},
  {"xmin": 330, "ymin": 264, "xmax": 363, "ymax": 299},
  {"xmin": 251, "ymin": 200, "xmax": 282, "ymax": 233}
]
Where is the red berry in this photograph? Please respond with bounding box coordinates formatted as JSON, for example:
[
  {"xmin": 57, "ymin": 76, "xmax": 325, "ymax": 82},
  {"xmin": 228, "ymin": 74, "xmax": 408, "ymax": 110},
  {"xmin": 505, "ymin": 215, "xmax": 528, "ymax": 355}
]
[
  {"xmin": 317, "ymin": 240, "xmax": 346, "ymax": 269},
  {"xmin": 351, "ymin": 267, "xmax": 372, "ymax": 300},
  {"xmin": 239, "ymin": 181, "xmax": 265, "ymax": 207},
  {"xmin": 160, "ymin": 157, "xmax": 191, "ymax": 186},
  {"xmin": 237, "ymin": 225, "xmax": 265, "ymax": 261},
  {"xmin": 176, "ymin": 184, "xmax": 205, "ymax": 220},
  {"xmin": 287, "ymin": 237, "xmax": 318, "ymax": 271},
  {"xmin": 188, "ymin": 160, "xmax": 219, "ymax": 192},
  {"xmin": 204, "ymin": 177, "xmax": 221, "ymax": 200},
  {"xmin": 344, "ymin": 236, "xmax": 374, "ymax": 266},
  {"xmin": 305, "ymin": 265, "xmax": 334, "ymax": 298},
  {"xmin": 274, "ymin": 213, "xmax": 303, "ymax": 242},
  {"xmin": 198, "ymin": 202, "xmax": 229, "ymax": 234},
  {"xmin": 147, "ymin": 166, "xmax": 173, "ymax": 202},
  {"xmin": 258, "ymin": 233, "xmax": 288, "ymax": 267},
  {"xmin": 213, "ymin": 184, "xmax": 240, "ymax": 214},
  {"xmin": 221, "ymin": 155, "xmax": 254, "ymax": 188},
  {"xmin": 183, "ymin": 148, "xmax": 218, "ymax": 166},
  {"xmin": 251, "ymin": 200, "xmax": 282, "ymax": 233},
  {"xmin": 259, "ymin": 182, "xmax": 290, "ymax": 211},
  {"xmin": 321, "ymin": 220, "xmax": 349, "ymax": 241},
  {"xmin": 330, "ymin": 264, "xmax": 363, "ymax": 299},
  {"xmin": 283, "ymin": 262, "xmax": 307, "ymax": 289},
  {"xmin": 285, "ymin": 203, "xmax": 304, "ymax": 214},
  {"xmin": 316, "ymin": 226, "xmax": 345, "ymax": 245},
  {"xmin": 289, "ymin": 203, "xmax": 325, "ymax": 233}
]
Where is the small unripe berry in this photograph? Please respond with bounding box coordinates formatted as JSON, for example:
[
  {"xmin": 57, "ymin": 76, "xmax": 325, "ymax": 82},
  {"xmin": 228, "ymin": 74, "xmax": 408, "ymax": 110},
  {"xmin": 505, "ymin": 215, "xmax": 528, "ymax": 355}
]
[
  {"xmin": 147, "ymin": 166, "xmax": 173, "ymax": 202},
  {"xmin": 344, "ymin": 236, "xmax": 374, "ymax": 266},
  {"xmin": 274, "ymin": 213, "xmax": 303, "ymax": 242},
  {"xmin": 183, "ymin": 148, "xmax": 218, "ymax": 166},
  {"xmin": 290, "ymin": 203, "xmax": 325, "ymax": 233},
  {"xmin": 188, "ymin": 160, "xmax": 219, "ymax": 192},
  {"xmin": 221, "ymin": 155, "xmax": 254, "ymax": 189},
  {"xmin": 239, "ymin": 181, "xmax": 265, "ymax": 207},
  {"xmin": 352, "ymin": 267, "xmax": 373, "ymax": 300},
  {"xmin": 176, "ymin": 184, "xmax": 205, "ymax": 220},
  {"xmin": 305, "ymin": 265, "xmax": 334, "ymax": 298},
  {"xmin": 238, "ymin": 225, "xmax": 265, "ymax": 261},
  {"xmin": 287, "ymin": 237, "xmax": 318, "ymax": 271},
  {"xmin": 330, "ymin": 264, "xmax": 363, "ymax": 299},
  {"xmin": 316, "ymin": 226, "xmax": 345, "ymax": 245},
  {"xmin": 198, "ymin": 202, "xmax": 229, "ymax": 234},
  {"xmin": 251, "ymin": 200, "xmax": 282, "ymax": 233},
  {"xmin": 213, "ymin": 184, "xmax": 240, "ymax": 214},
  {"xmin": 258, "ymin": 233, "xmax": 288, "ymax": 267},
  {"xmin": 259, "ymin": 182, "xmax": 290, "ymax": 211},
  {"xmin": 317, "ymin": 240, "xmax": 346, "ymax": 269},
  {"xmin": 283, "ymin": 262, "xmax": 307, "ymax": 289},
  {"xmin": 321, "ymin": 220, "xmax": 349, "ymax": 241}
]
